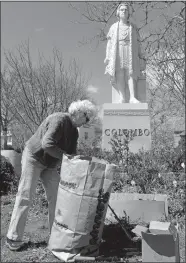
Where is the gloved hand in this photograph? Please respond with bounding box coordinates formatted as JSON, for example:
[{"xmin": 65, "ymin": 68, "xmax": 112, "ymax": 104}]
[
  {"xmin": 65, "ymin": 154, "xmax": 83, "ymax": 160},
  {"xmin": 65, "ymin": 154, "xmax": 76, "ymax": 159},
  {"xmin": 73, "ymin": 155, "xmax": 92, "ymax": 161},
  {"xmin": 72, "ymin": 155, "xmax": 84, "ymax": 159}
]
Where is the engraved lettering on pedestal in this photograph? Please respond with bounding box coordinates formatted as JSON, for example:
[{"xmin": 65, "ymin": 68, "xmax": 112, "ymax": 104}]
[
  {"xmin": 144, "ymin": 129, "xmax": 150, "ymax": 136},
  {"xmin": 104, "ymin": 110, "xmax": 149, "ymax": 116},
  {"xmin": 105, "ymin": 129, "xmax": 110, "ymax": 136},
  {"xmin": 104, "ymin": 129, "xmax": 150, "ymax": 137},
  {"xmin": 138, "ymin": 129, "xmax": 143, "ymax": 136},
  {"xmin": 112, "ymin": 129, "xmax": 117, "ymax": 135}
]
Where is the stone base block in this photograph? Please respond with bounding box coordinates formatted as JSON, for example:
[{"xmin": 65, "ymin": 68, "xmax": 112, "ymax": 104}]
[
  {"xmin": 142, "ymin": 232, "xmax": 180, "ymax": 262},
  {"xmin": 102, "ymin": 103, "xmax": 151, "ymax": 153}
]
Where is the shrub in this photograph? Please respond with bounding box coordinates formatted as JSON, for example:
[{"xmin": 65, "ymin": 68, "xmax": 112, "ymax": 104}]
[
  {"xmin": 77, "ymin": 141, "xmax": 118, "ymax": 164},
  {"xmin": 78, "ymin": 132, "xmax": 185, "ymax": 221},
  {"xmin": 0, "ymin": 155, "xmax": 19, "ymax": 195}
]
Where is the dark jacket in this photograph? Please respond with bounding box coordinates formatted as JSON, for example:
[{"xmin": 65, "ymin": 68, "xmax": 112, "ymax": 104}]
[{"xmin": 26, "ymin": 112, "xmax": 78, "ymax": 167}]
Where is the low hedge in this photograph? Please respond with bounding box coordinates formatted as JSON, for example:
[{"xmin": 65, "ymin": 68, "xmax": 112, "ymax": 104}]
[{"xmin": 1, "ymin": 155, "xmax": 19, "ymax": 195}]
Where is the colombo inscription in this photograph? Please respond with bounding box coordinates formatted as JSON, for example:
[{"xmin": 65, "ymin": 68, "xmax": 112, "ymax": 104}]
[{"xmin": 104, "ymin": 128, "xmax": 150, "ymax": 137}]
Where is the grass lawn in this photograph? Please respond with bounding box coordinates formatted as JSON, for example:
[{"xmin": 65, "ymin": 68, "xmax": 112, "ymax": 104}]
[{"xmin": 1, "ymin": 194, "xmax": 185, "ymax": 262}]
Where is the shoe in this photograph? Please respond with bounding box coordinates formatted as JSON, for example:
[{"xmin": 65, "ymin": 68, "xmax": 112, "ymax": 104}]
[
  {"xmin": 129, "ymin": 97, "xmax": 140, "ymax": 104},
  {"xmin": 6, "ymin": 237, "xmax": 24, "ymax": 251}
]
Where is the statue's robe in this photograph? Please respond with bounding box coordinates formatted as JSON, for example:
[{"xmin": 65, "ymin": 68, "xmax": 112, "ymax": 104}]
[{"xmin": 105, "ymin": 21, "xmax": 145, "ymax": 87}]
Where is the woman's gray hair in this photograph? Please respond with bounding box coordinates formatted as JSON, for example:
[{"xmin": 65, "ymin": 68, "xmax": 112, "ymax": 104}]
[
  {"xmin": 116, "ymin": 3, "xmax": 130, "ymax": 21},
  {"xmin": 68, "ymin": 100, "xmax": 97, "ymax": 121}
]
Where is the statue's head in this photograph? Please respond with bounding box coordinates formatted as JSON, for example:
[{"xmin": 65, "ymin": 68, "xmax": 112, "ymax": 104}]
[{"xmin": 116, "ymin": 3, "xmax": 130, "ymax": 22}]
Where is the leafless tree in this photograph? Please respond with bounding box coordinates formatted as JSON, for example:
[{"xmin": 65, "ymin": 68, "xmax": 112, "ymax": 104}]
[
  {"xmin": 1, "ymin": 68, "xmax": 17, "ymax": 149},
  {"xmin": 69, "ymin": 2, "xmax": 185, "ymax": 55},
  {"xmin": 1, "ymin": 41, "xmax": 91, "ymax": 149},
  {"xmin": 146, "ymin": 12, "xmax": 185, "ymax": 137},
  {"xmin": 70, "ymin": 1, "xmax": 185, "ymax": 132}
]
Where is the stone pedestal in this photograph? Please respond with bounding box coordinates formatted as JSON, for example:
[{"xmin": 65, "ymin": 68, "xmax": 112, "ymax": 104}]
[{"xmin": 102, "ymin": 103, "xmax": 151, "ymax": 153}]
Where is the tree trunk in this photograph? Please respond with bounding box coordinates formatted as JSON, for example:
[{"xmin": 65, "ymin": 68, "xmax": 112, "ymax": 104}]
[{"xmin": 2, "ymin": 128, "xmax": 8, "ymax": 150}]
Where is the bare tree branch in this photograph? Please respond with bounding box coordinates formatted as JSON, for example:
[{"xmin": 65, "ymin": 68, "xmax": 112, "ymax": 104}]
[{"xmin": 1, "ymin": 42, "xmax": 91, "ymax": 149}]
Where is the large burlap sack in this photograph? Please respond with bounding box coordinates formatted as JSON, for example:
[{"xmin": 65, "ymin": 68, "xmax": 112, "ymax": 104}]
[{"xmin": 48, "ymin": 155, "xmax": 115, "ymax": 262}]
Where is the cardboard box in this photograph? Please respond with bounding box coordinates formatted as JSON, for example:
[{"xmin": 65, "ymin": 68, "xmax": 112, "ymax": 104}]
[
  {"xmin": 106, "ymin": 193, "xmax": 168, "ymax": 223},
  {"xmin": 149, "ymin": 221, "xmax": 178, "ymax": 241},
  {"xmin": 142, "ymin": 231, "xmax": 180, "ymax": 262}
]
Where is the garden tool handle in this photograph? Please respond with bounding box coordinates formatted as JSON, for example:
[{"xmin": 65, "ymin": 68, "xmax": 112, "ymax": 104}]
[
  {"xmin": 75, "ymin": 256, "xmax": 95, "ymax": 261},
  {"xmin": 108, "ymin": 204, "xmax": 139, "ymax": 242}
]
